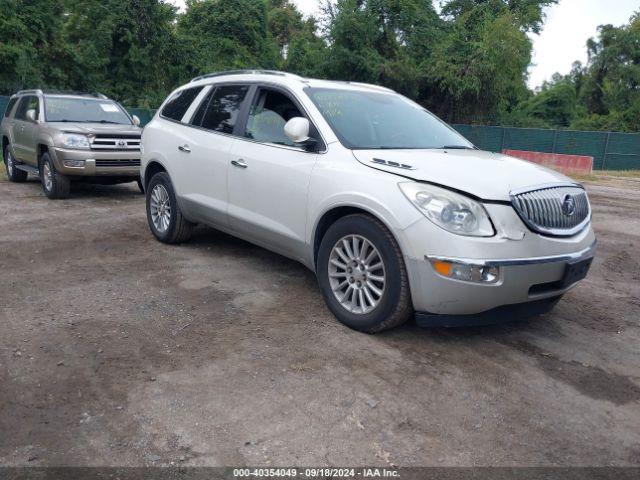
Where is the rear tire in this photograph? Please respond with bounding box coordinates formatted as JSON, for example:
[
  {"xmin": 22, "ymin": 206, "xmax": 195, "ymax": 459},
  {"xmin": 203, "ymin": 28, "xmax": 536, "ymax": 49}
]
[
  {"xmin": 4, "ymin": 147, "xmax": 28, "ymax": 183},
  {"xmin": 40, "ymin": 152, "xmax": 70, "ymax": 199},
  {"xmin": 146, "ymin": 172, "xmax": 194, "ymax": 244},
  {"xmin": 317, "ymin": 214, "xmax": 413, "ymax": 333}
]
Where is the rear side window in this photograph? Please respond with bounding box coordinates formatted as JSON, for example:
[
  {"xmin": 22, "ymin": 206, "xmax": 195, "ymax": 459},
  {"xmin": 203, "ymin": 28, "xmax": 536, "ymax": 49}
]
[
  {"xmin": 190, "ymin": 88, "xmax": 215, "ymax": 127},
  {"xmin": 14, "ymin": 96, "xmax": 39, "ymax": 121},
  {"xmin": 161, "ymin": 87, "xmax": 203, "ymax": 122},
  {"xmin": 199, "ymin": 85, "xmax": 249, "ymax": 134},
  {"xmin": 4, "ymin": 97, "xmax": 18, "ymax": 117}
]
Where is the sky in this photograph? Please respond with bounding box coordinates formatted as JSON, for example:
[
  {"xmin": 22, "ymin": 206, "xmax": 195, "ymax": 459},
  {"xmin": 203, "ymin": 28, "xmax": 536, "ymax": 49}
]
[
  {"xmin": 528, "ymin": 0, "xmax": 637, "ymax": 88},
  {"xmin": 168, "ymin": 0, "xmax": 639, "ymax": 89}
]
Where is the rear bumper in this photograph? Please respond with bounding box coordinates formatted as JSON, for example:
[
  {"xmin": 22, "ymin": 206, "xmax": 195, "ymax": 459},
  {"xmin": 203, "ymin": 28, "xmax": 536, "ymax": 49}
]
[{"xmin": 51, "ymin": 147, "xmax": 140, "ymax": 177}]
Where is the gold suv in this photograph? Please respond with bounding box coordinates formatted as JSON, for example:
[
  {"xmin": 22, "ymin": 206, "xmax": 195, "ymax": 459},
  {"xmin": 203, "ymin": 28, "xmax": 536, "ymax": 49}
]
[{"xmin": 1, "ymin": 90, "xmax": 142, "ymax": 199}]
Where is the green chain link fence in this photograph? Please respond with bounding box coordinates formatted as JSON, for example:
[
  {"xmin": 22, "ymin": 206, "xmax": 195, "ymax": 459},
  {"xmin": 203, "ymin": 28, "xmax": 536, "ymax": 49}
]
[
  {"xmin": 1, "ymin": 95, "xmax": 638, "ymax": 170},
  {"xmin": 452, "ymin": 124, "xmax": 640, "ymax": 170}
]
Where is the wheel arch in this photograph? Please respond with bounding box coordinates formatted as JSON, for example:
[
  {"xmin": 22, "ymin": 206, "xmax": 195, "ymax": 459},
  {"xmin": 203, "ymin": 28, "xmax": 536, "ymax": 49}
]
[
  {"xmin": 143, "ymin": 160, "xmax": 168, "ymax": 189},
  {"xmin": 34, "ymin": 135, "xmax": 55, "ymax": 167},
  {"xmin": 312, "ymin": 204, "xmax": 404, "ymax": 271},
  {"xmin": 37, "ymin": 144, "xmax": 50, "ymax": 161}
]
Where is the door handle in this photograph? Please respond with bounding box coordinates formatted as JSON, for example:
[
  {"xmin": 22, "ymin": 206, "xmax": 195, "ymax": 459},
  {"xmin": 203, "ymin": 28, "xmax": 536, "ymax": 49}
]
[
  {"xmin": 231, "ymin": 159, "xmax": 248, "ymax": 169},
  {"xmin": 178, "ymin": 144, "xmax": 191, "ymax": 153}
]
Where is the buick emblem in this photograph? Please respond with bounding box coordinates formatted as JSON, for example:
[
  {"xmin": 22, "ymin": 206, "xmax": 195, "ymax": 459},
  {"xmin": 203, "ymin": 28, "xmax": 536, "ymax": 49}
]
[
  {"xmin": 116, "ymin": 139, "xmax": 128, "ymax": 148},
  {"xmin": 562, "ymin": 194, "xmax": 576, "ymax": 216}
]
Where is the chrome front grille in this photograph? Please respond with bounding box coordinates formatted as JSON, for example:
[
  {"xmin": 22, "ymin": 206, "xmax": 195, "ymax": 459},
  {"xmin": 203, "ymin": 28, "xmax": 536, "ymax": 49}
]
[
  {"xmin": 91, "ymin": 134, "xmax": 141, "ymax": 151},
  {"xmin": 511, "ymin": 184, "xmax": 591, "ymax": 236}
]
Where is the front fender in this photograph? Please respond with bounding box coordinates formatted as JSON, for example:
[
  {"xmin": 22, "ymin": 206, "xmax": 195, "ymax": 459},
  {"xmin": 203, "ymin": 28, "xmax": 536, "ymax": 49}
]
[{"xmin": 306, "ymin": 153, "xmax": 425, "ymax": 270}]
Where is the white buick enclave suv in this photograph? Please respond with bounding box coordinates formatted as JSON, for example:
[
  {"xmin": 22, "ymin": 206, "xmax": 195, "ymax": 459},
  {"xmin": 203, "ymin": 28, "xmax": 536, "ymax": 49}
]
[{"xmin": 140, "ymin": 70, "xmax": 596, "ymax": 332}]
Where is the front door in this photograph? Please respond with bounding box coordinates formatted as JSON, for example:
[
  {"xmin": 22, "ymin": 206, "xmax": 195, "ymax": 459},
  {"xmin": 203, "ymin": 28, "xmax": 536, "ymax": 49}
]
[
  {"xmin": 227, "ymin": 86, "xmax": 321, "ymax": 262},
  {"xmin": 12, "ymin": 95, "xmax": 40, "ymax": 165}
]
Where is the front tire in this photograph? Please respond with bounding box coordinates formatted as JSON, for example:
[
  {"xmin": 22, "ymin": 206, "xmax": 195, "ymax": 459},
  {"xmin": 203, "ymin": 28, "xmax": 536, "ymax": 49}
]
[
  {"xmin": 40, "ymin": 152, "xmax": 70, "ymax": 199},
  {"xmin": 4, "ymin": 147, "xmax": 28, "ymax": 183},
  {"xmin": 146, "ymin": 172, "xmax": 194, "ymax": 244},
  {"xmin": 317, "ymin": 214, "xmax": 412, "ymax": 333}
]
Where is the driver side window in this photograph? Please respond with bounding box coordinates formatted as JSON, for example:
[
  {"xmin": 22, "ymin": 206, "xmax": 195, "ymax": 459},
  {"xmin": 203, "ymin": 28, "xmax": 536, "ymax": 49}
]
[
  {"xmin": 14, "ymin": 96, "xmax": 39, "ymax": 121},
  {"xmin": 245, "ymin": 89, "xmax": 303, "ymax": 147}
]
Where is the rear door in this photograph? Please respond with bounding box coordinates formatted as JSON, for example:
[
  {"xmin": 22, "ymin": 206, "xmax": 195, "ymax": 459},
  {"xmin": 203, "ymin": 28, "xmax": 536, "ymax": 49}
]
[
  {"xmin": 173, "ymin": 84, "xmax": 252, "ymax": 227},
  {"xmin": 2, "ymin": 96, "xmax": 19, "ymax": 156},
  {"xmin": 227, "ymin": 85, "xmax": 322, "ymax": 261},
  {"xmin": 12, "ymin": 95, "xmax": 40, "ymax": 165}
]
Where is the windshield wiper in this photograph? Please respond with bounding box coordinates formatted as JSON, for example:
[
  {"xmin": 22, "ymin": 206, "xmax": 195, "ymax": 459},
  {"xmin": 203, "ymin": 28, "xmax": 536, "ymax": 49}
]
[
  {"xmin": 438, "ymin": 145, "xmax": 475, "ymax": 150},
  {"xmin": 355, "ymin": 146, "xmax": 422, "ymax": 150}
]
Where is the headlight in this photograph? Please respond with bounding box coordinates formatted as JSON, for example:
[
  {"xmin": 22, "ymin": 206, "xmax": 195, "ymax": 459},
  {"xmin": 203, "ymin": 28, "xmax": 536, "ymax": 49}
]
[
  {"xmin": 399, "ymin": 182, "xmax": 494, "ymax": 237},
  {"xmin": 59, "ymin": 133, "xmax": 90, "ymax": 149}
]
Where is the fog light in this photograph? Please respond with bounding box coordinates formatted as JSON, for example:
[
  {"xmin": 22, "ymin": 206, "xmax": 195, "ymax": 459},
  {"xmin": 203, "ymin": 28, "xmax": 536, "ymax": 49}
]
[
  {"xmin": 63, "ymin": 160, "xmax": 85, "ymax": 168},
  {"xmin": 480, "ymin": 266, "xmax": 499, "ymax": 283},
  {"xmin": 429, "ymin": 259, "xmax": 500, "ymax": 284}
]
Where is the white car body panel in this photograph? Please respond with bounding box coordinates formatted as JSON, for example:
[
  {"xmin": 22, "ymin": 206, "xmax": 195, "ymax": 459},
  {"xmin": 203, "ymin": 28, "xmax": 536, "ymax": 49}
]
[
  {"xmin": 227, "ymin": 139, "xmax": 319, "ymax": 264},
  {"xmin": 172, "ymin": 124, "xmax": 233, "ymax": 227},
  {"xmin": 141, "ymin": 71, "xmax": 596, "ymax": 320},
  {"xmin": 351, "ymin": 149, "xmax": 574, "ymax": 201}
]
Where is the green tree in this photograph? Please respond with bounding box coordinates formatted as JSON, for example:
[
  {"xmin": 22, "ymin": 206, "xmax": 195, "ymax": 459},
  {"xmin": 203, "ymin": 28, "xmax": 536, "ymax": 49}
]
[
  {"xmin": 504, "ymin": 11, "xmax": 640, "ymax": 132},
  {"xmin": 427, "ymin": 5, "xmax": 537, "ymax": 122},
  {"xmin": 0, "ymin": 0, "xmax": 69, "ymax": 94},
  {"xmin": 573, "ymin": 12, "xmax": 640, "ymax": 132},
  {"xmin": 441, "ymin": 0, "xmax": 557, "ymax": 34},
  {"xmin": 267, "ymin": 0, "xmax": 328, "ymax": 76},
  {"xmin": 63, "ymin": 0, "xmax": 181, "ymax": 107},
  {"xmin": 176, "ymin": 0, "xmax": 279, "ymax": 79},
  {"xmin": 502, "ymin": 73, "xmax": 581, "ymax": 128},
  {"xmin": 283, "ymin": 16, "xmax": 329, "ymax": 77},
  {"xmin": 322, "ymin": 0, "xmax": 443, "ymax": 98}
]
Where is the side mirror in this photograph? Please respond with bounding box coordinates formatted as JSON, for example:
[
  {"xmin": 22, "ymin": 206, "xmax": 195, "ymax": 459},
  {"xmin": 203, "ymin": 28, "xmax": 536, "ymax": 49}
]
[
  {"xmin": 26, "ymin": 109, "xmax": 37, "ymax": 122},
  {"xmin": 132, "ymin": 115, "xmax": 141, "ymax": 127},
  {"xmin": 284, "ymin": 117, "xmax": 313, "ymax": 145}
]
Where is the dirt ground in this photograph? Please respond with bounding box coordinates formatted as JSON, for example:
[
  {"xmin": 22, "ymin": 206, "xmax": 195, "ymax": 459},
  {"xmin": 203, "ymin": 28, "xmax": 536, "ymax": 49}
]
[{"xmin": 0, "ymin": 171, "xmax": 639, "ymax": 467}]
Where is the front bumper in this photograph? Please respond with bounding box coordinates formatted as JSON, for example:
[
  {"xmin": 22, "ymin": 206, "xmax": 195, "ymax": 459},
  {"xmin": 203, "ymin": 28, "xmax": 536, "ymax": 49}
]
[
  {"xmin": 406, "ymin": 239, "xmax": 595, "ymax": 318},
  {"xmin": 51, "ymin": 147, "xmax": 140, "ymax": 177},
  {"xmin": 401, "ymin": 201, "xmax": 596, "ymax": 319}
]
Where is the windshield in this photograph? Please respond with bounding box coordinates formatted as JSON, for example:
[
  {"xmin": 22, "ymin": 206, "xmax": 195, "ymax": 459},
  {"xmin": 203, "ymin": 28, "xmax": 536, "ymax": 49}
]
[
  {"xmin": 305, "ymin": 88, "xmax": 473, "ymax": 150},
  {"xmin": 44, "ymin": 97, "xmax": 132, "ymax": 124}
]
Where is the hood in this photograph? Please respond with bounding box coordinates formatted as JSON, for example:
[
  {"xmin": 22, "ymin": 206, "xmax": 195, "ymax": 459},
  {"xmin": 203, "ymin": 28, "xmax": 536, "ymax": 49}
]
[
  {"xmin": 48, "ymin": 122, "xmax": 142, "ymax": 135},
  {"xmin": 352, "ymin": 149, "xmax": 574, "ymax": 201}
]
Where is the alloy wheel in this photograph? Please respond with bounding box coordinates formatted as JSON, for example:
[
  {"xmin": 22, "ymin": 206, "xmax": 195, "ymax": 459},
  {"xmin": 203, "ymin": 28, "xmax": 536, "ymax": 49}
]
[
  {"xmin": 6, "ymin": 150, "xmax": 13, "ymax": 174},
  {"xmin": 42, "ymin": 162, "xmax": 53, "ymax": 191},
  {"xmin": 150, "ymin": 184, "xmax": 172, "ymax": 233},
  {"xmin": 328, "ymin": 234, "xmax": 386, "ymax": 314}
]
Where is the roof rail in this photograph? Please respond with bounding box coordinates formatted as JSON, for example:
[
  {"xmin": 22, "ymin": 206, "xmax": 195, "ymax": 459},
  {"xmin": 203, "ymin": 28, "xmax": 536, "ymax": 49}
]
[
  {"xmin": 47, "ymin": 90, "xmax": 109, "ymax": 99},
  {"xmin": 16, "ymin": 89, "xmax": 44, "ymax": 96},
  {"xmin": 343, "ymin": 81, "xmax": 394, "ymax": 93},
  {"xmin": 190, "ymin": 69, "xmax": 302, "ymax": 83},
  {"xmin": 15, "ymin": 89, "xmax": 109, "ymax": 99}
]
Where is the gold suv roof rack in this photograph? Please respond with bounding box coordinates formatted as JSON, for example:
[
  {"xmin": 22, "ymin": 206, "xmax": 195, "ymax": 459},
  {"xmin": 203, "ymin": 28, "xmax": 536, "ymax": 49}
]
[{"xmin": 15, "ymin": 90, "xmax": 108, "ymax": 99}]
